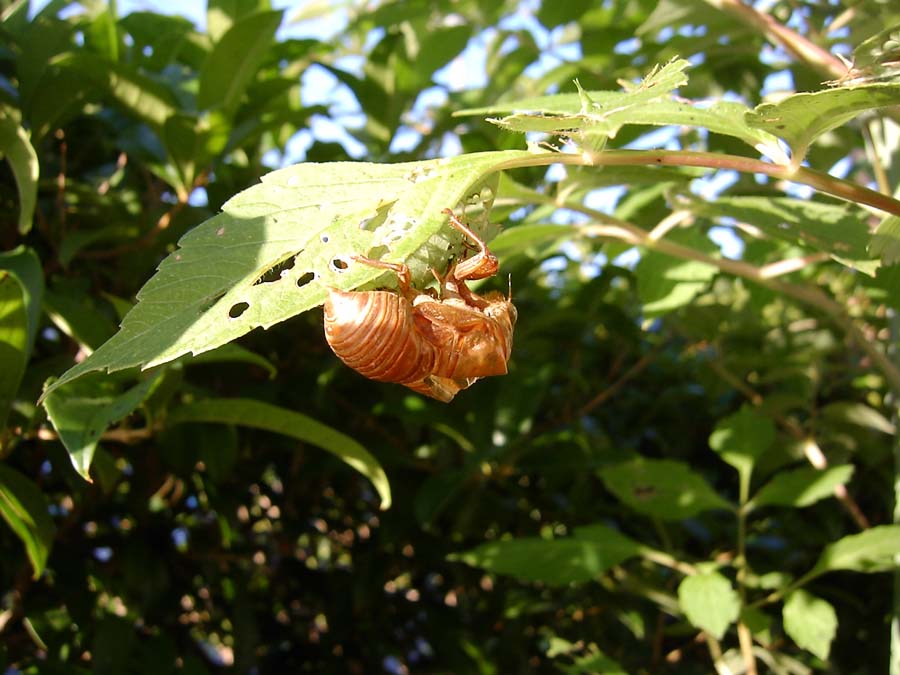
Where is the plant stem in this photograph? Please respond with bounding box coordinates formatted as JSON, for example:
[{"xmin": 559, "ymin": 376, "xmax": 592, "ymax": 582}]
[{"xmin": 497, "ymin": 150, "xmax": 900, "ymax": 216}]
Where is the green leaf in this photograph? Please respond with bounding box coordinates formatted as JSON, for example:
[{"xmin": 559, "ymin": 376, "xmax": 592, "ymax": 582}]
[
  {"xmin": 183, "ymin": 342, "xmax": 277, "ymax": 378},
  {"xmin": 488, "ymin": 224, "xmax": 577, "ymax": 258},
  {"xmin": 449, "ymin": 524, "xmax": 641, "ymax": 585},
  {"xmin": 870, "ymin": 214, "xmax": 900, "ymax": 265},
  {"xmin": 43, "ymin": 371, "xmax": 166, "ymax": 481},
  {"xmin": 745, "ymin": 82, "xmax": 900, "ymax": 167},
  {"xmin": 0, "ymin": 272, "xmax": 28, "ymax": 430},
  {"xmin": 677, "ymin": 572, "xmax": 740, "ymax": 640},
  {"xmin": 689, "ymin": 196, "xmax": 871, "ymax": 262},
  {"xmin": 0, "ymin": 105, "xmax": 40, "ymax": 234},
  {"xmin": 0, "ymin": 464, "xmax": 56, "ymax": 579},
  {"xmin": 808, "ymin": 525, "xmax": 900, "ymax": 577},
  {"xmin": 50, "ymin": 52, "xmax": 178, "ymax": 128},
  {"xmin": 783, "ymin": 590, "xmax": 837, "ymax": 661},
  {"xmin": 820, "ymin": 401, "xmax": 896, "ymax": 435},
  {"xmin": 167, "ymin": 398, "xmax": 391, "ymax": 509},
  {"xmin": 43, "ymin": 150, "xmax": 531, "ymax": 397},
  {"xmin": 751, "ymin": 465, "xmax": 854, "ymax": 509},
  {"xmin": 197, "ymin": 10, "xmax": 282, "ymax": 116},
  {"xmin": 601, "ymin": 458, "xmax": 733, "ymax": 520},
  {"xmin": 560, "ymin": 649, "xmax": 629, "ymax": 675},
  {"xmin": 43, "ymin": 286, "xmax": 118, "ymax": 352},
  {"xmin": 456, "ymin": 62, "xmax": 779, "ymax": 152},
  {"xmin": 0, "ymin": 246, "xmax": 42, "ymax": 360},
  {"xmin": 635, "ymin": 245, "xmax": 718, "ymax": 317},
  {"xmin": 709, "ymin": 405, "xmax": 775, "ymax": 488}
]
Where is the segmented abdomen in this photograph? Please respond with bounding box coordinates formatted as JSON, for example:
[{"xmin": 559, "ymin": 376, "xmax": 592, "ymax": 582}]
[{"xmin": 324, "ymin": 289, "xmax": 435, "ymax": 384}]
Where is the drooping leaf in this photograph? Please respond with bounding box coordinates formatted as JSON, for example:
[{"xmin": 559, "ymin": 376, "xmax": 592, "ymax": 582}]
[
  {"xmin": 809, "ymin": 525, "xmax": 900, "ymax": 578},
  {"xmin": 43, "ymin": 150, "xmax": 530, "ymax": 397},
  {"xmin": 450, "ymin": 525, "xmax": 641, "ymax": 585},
  {"xmin": 783, "ymin": 590, "xmax": 837, "ymax": 661},
  {"xmin": 0, "ymin": 105, "xmax": 40, "ymax": 234},
  {"xmin": 750, "ymin": 465, "xmax": 855, "ymax": 509},
  {"xmin": 745, "ymin": 82, "xmax": 900, "ymax": 167},
  {"xmin": 166, "ymin": 398, "xmax": 392, "ymax": 509},
  {"xmin": 600, "ymin": 458, "xmax": 733, "ymax": 520},
  {"xmin": 43, "ymin": 371, "xmax": 166, "ymax": 481},
  {"xmin": 0, "ymin": 272, "xmax": 28, "ymax": 429},
  {"xmin": 0, "ymin": 464, "xmax": 56, "ymax": 579},
  {"xmin": 677, "ymin": 572, "xmax": 740, "ymax": 640}
]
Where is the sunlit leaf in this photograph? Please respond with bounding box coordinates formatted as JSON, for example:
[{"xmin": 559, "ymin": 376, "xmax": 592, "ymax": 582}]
[
  {"xmin": 870, "ymin": 214, "xmax": 900, "ymax": 264},
  {"xmin": 678, "ymin": 572, "xmax": 740, "ymax": 640},
  {"xmin": 809, "ymin": 525, "xmax": 900, "ymax": 577},
  {"xmin": 709, "ymin": 405, "xmax": 775, "ymax": 487},
  {"xmin": 750, "ymin": 465, "xmax": 854, "ymax": 509},
  {"xmin": 0, "ymin": 464, "xmax": 56, "ymax": 579},
  {"xmin": 601, "ymin": 458, "xmax": 733, "ymax": 520},
  {"xmin": 43, "ymin": 150, "xmax": 530, "ymax": 397},
  {"xmin": 783, "ymin": 590, "xmax": 837, "ymax": 661},
  {"xmin": 745, "ymin": 82, "xmax": 900, "ymax": 166}
]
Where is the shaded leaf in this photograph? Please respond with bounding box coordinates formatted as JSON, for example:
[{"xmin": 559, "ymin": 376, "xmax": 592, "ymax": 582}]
[
  {"xmin": 601, "ymin": 458, "xmax": 733, "ymax": 520},
  {"xmin": 0, "ymin": 272, "xmax": 28, "ymax": 429},
  {"xmin": 783, "ymin": 590, "xmax": 836, "ymax": 661},
  {"xmin": 751, "ymin": 465, "xmax": 854, "ymax": 509},
  {"xmin": 197, "ymin": 10, "xmax": 283, "ymax": 116},
  {"xmin": 44, "ymin": 371, "xmax": 166, "ymax": 481},
  {"xmin": 450, "ymin": 524, "xmax": 641, "ymax": 585},
  {"xmin": 0, "ymin": 464, "xmax": 56, "ymax": 579},
  {"xmin": 50, "ymin": 51, "xmax": 178, "ymax": 128},
  {"xmin": 677, "ymin": 572, "xmax": 740, "ymax": 640},
  {"xmin": 689, "ymin": 196, "xmax": 871, "ymax": 262},
  {"xmin": 0, "ymin": 105, "xmax": 40, "ymax": 234},
  {"xmin": 0, "ymin": 246, "xmax": 42, "ymax": 357},
  {"xmin": 167, "ymin": 398, "xmax": 391, "ymax": 509},
  {"xmin": 635, "ymin": 245, "xmax": 718, "ymax": 317},
  {"xmin": 43, "ymin": 150, "xmax": 530, "ymax": 397}
]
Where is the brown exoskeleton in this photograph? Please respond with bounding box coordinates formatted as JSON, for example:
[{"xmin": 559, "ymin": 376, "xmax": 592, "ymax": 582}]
[{"xmin": 323, "ymin": 209, "xmax": 516, "ymax": 402}]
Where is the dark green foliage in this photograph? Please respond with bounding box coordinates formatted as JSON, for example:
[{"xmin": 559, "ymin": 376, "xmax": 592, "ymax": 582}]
[{"xmin": 1, "ymin": 1, "xmax": 899, "ymax": 674}]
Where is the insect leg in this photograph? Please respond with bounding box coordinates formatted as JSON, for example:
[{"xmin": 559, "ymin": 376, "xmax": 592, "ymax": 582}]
[
  {"xmin": 441, "ymin": 208, "xmax": 499, "ymax": 282},
  {"xmin": 351, "ymin": 255, "xmax": 412, "ymax": 294}
]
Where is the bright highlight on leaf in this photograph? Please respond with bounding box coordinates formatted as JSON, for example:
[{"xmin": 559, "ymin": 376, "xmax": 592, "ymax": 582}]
[{"xmin": 42, "ymin": 150, "xmax": 531, "ymax": 398}]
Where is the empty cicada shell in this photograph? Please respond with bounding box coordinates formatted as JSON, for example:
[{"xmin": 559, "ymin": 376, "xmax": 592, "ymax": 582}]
[{"xmin": 323, "ymin": 209, "xmax": 516, "ymax": 402}]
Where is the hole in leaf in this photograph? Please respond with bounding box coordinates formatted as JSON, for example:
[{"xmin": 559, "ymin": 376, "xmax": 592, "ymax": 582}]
[
  {"xmin": 254, "ymin": 256, "xmax": 297, "ymax": 285},
  {"xmin": 297, "ymin": 272, "xmax": 315, "ymax": 288},
  {"xmin": 229, "ymin": 302, "xmax": 250, "ymax": 318},
  {"xmin": 321, "ymin": 234, "xmax": 330, "ymax": 243},
  {"xmin": 330, "ymin": 258, "xmax": 349, "ymax": 272}
]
